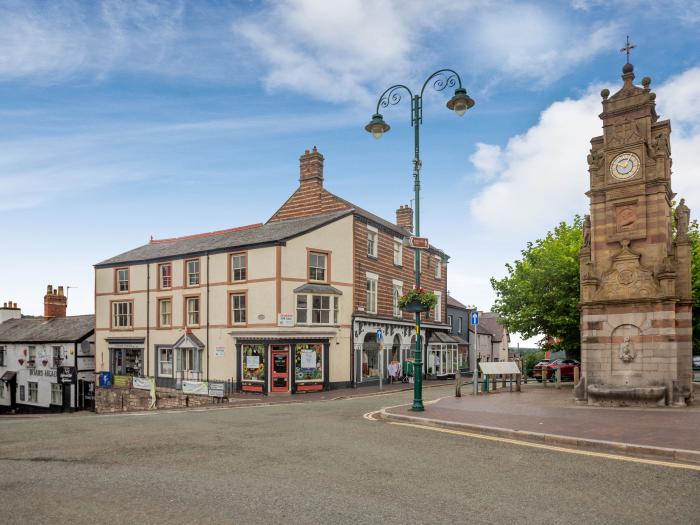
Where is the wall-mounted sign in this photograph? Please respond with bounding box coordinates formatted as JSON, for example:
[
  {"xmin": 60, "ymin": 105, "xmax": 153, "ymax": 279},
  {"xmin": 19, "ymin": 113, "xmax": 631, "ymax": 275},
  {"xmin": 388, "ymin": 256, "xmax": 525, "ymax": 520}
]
[
  {"xmin": 246, "ymin": 355, "xmax": 260, "ymax": 369},
  {"xmin": 57, "ymin": 366, "xmax": 75, "ymax": 384},
  {"xmin": 208, "ymin": 382, "xmax": 224, "ymax": 398},
  {"xmin": 215, "ymin": 346, "xmax": 225, "ymax": 358},
  {"xmin": 409, "ymin": 236, "xmax": 430, "ymax": 249},
  {"xmin": 278, "ymin": 313, "xmax": 294, "ymax": 327}
]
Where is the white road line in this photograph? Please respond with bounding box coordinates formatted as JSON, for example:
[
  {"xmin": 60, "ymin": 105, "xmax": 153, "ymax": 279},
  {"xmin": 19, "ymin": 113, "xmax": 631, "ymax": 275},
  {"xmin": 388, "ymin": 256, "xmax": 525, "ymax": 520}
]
[{"xmin": 386, "ymin": 421, "xmax": 700, "ymax": 472}]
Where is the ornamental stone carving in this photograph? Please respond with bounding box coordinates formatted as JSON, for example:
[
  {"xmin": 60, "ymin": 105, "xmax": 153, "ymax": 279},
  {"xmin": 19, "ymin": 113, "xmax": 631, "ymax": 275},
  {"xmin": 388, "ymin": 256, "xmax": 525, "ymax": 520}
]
[
  {"xmin": 619, "ymin": 336, "xmax": 635, "ymax": 363},
  {"xmin": 595, "ymin": 240, "xmax": 660, "ymax": 300}
]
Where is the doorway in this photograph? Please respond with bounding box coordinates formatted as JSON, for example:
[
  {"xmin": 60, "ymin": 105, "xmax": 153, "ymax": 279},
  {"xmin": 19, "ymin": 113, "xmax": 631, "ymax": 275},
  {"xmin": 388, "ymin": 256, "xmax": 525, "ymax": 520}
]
[{"xmin": 271, "ymin": 345, "xmax": 290, "ymax": 393}]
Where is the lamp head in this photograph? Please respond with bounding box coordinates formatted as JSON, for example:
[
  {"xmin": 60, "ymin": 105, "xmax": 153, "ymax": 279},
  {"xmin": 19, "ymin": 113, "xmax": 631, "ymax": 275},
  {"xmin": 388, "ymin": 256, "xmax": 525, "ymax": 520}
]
[
  {"xmin": 446, "ymin": 87, "xmax": 474, "ymax": 117},
  {"xmin": 365, "ymin": 113, "xmax": 390, "ymax": 139}
]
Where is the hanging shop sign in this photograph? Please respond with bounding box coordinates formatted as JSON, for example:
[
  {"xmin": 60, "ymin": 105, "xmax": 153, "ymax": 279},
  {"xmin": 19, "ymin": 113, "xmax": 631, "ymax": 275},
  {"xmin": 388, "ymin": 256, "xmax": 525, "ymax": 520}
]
[
  {"xmin": 409, "ymin": 236, "xmax": 430, "ymax": 249},
  {"xmin": 57, "ymin": 366, "xmax": 76, "ymax": 384}
]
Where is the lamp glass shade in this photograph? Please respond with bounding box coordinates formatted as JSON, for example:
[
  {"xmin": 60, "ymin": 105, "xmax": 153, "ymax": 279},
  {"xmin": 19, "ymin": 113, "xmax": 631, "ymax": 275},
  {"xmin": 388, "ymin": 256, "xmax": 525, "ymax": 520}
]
[
  {"xmin": 446, "ymin": 88, "xmax": 474, "ymax": 116},
  {"xmin": 365, "ymin": 113, "xmax": 390, "ymax": 138}
]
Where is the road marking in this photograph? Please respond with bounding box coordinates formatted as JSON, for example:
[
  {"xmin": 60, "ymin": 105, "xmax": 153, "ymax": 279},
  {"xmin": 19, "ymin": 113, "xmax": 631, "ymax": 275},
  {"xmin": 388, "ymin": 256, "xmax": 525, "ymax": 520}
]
[{"xmin": 386, "ymin": 421, "xmax": 700, "ymax": 472}]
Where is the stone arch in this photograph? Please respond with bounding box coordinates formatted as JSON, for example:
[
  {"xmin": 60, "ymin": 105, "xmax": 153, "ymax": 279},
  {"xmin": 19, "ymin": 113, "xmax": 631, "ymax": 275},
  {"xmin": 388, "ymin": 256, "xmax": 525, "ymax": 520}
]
[{"xmin": 610, "ymin": 324, "xmax": 642, "ymax": 377}]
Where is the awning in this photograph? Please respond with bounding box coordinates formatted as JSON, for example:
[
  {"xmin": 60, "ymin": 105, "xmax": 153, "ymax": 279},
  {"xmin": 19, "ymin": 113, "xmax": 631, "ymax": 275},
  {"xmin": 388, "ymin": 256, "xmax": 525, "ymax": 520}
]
[
  {"xmin": 293, "ymin": 283, "xmax": 343, "ymax": 295},
  {"xmin": 0, "ymin": 371, "xmax": 16, "ymax": 383},
  {"xmin": 428, "ymin": 332, "xmax": 461, "ymax": 344}
]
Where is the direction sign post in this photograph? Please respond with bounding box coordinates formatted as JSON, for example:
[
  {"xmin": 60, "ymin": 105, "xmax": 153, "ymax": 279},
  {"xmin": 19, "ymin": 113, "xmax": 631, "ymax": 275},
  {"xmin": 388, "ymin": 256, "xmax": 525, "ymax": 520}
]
[
  {"xmin": 471, "ymin": 310, "xmax": 479, "ymax": 395},
  {"xmin": 377, "ymin": 329, "xmax": 384, "ymax": 391}
]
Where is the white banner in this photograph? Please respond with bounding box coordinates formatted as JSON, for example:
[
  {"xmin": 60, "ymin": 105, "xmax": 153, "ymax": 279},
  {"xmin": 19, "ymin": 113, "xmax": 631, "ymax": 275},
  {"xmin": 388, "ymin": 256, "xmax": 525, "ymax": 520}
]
[
  {"xmin": 182, "ymin": 380, "xmax": 208, "ymax": 395},
  {"xmin": 300, "ymin": 349, "xmax": 317, "ymax": 369},
  {"xmin": 246, "ymin": 355, "xmax": 260, "ymax": 369},
  {"xmin": 132, "ymin": 377, "xmax": 153, "ymax": 390}
]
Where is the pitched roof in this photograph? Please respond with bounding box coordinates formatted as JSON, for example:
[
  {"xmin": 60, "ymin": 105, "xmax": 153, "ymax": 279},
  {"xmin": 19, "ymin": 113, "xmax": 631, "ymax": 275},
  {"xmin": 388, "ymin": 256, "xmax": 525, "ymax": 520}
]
[
  {"xmin": 95, "ymin": 210, "xmax": 353, "ymax": 267},
  {"xmin": 0, "ymin": 315, "xmax": 94, "ymax": 343},
  {"xmin": 446, "ymin": 294, "xmax": 468, "ymax": 310},
  {"xmin": 479, "ymin": 313, "xmax": 507, "ymax": 342}
]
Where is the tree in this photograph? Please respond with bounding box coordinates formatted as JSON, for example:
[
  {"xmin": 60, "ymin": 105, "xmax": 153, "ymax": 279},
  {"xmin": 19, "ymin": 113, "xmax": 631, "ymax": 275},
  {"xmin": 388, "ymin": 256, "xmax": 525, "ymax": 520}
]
[
  {"xmin": 490, "ymin": 217, "xmax": 583, "ymax": 355},
  {"xmin": 689, "ymin": 220, "xmax": 700, "ymax": 353}
]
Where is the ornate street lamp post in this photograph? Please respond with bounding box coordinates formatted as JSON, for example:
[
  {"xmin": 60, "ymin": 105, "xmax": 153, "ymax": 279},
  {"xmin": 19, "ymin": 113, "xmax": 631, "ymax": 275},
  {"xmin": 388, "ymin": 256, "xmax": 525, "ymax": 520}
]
[{"xmin": 366, "ymin": 69, "xmax": 474, "ymax": 411}]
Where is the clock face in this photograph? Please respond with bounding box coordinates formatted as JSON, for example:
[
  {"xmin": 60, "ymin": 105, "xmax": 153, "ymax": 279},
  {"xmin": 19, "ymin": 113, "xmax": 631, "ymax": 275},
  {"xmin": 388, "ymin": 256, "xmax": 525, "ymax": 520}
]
[{"xmin": 610, "ymin": 152, "xmax": 640, "ymax": 180}]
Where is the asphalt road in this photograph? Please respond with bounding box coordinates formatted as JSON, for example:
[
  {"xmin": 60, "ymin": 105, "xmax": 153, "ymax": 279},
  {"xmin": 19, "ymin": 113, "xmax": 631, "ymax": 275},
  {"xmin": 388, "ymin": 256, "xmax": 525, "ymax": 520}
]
[{"xmin": 0, "ymin": 385, "xmax": 698, "ymax": 525}]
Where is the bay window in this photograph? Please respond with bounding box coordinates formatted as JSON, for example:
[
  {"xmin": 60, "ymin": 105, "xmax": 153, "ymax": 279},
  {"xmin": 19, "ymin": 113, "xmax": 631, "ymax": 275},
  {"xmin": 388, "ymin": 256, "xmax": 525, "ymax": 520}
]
[
  {"xmin": 296, "ymin": 295, "xmax": 308, "ymax": 324},
  {"xmin": 296, "ymin": 294, "xmax": 338, "ymax": 325}
]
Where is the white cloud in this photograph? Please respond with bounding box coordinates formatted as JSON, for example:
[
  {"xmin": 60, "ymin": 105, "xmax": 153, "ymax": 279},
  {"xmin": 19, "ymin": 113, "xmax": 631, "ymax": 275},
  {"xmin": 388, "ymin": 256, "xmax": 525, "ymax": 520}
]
[
  {"xmin": 468, "ymin": 67, "xmax": 700, "ymax": 235},
  {"xmin": 468, "ymin": 5, "xmax": 617, "ymax": 86}
]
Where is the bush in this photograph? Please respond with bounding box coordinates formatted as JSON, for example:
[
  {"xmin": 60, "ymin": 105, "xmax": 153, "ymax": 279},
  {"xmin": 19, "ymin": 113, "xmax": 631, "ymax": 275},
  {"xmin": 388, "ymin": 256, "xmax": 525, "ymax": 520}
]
[{"xmin": 523, "ymin": 351, "xmax": 546, "ymax": 377}]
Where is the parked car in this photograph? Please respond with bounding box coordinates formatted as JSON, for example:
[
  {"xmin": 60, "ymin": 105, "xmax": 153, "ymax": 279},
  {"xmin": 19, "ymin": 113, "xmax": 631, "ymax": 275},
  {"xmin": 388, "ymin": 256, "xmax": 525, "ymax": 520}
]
[
  {"xmin": 693, "ymin": 355, "xmax": 700, "ymax": 371},
  {"xmin": 534, "ymin": 359, "xmax": 581, "ymax": 382}
]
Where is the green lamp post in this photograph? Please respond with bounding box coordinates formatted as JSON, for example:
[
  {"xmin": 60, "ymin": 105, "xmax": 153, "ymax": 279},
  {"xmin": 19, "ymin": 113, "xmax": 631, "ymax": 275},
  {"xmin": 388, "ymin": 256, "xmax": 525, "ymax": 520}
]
[{"xmin": 365, "ymin": 69, "xmax": 474, "ymax": 411}]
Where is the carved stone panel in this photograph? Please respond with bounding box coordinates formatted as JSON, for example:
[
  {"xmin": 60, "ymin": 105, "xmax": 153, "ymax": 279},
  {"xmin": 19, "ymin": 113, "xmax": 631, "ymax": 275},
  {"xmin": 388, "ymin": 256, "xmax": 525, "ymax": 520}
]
[
  {"xmin": 595, "ymin": 241, "xmax": 660, "ymax": 301},
  {"xmin": 605, "ymin": 196, "xmax": 647, "ymax": 242},
  {"xmin": 610, "ymin": 324, "xmax": 643, "ymax": 377}
]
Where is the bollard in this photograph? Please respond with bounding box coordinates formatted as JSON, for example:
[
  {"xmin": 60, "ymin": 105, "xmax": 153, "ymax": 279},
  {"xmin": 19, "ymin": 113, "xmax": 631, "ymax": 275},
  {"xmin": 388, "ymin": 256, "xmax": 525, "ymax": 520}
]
[
  {"xmin": 542, "ymin": 367, "xmax": 546, "ymax": 387},
  {"xmin": 555, "ymin": 366, "xmax": 561, "ymax": 389},
  {"xmin": 516, "ymin": 373, "xmax": 522, "ymax": 392},
  {"xmin": 573, "ymin": 365, "xmax": 580, "ymax": 386},
  {"xmin": 483, "ymin": 376, "xmax": 489, "ymax": 393},
  {"xmin": 502, "ymin": 374, "xmax": 507, "ymax": 388}
]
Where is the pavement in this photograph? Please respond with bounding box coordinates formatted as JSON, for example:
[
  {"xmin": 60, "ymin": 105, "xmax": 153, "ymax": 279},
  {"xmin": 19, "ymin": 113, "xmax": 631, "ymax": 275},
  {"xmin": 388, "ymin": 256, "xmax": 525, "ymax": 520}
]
[
  {"xmin": 382, "ymin": 383, "xmax": 700, "ymax": 462},
  {"xmin": 1, "ymin": 384, "xmax": 699, "ymax": 524}
]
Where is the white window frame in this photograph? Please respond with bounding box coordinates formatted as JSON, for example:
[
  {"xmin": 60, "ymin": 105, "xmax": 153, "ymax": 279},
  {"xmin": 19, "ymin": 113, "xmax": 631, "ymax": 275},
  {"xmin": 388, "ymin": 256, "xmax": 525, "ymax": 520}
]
[
  {"xmin": 435, "ymin": 256, "xmax": 442, "ymax": 279},
  {"xmin": 186, "ymin": 259, "xmax": 200, "ymax": 287},
  {"xmin": 186, "ymin": 297, "xmax": 200, "ymax": 327},
  {"xmin": 367, "ymin": 225, "xmax": 378, "ymax": 258},
  {"xmin": 447, "ymin": 314, "xmax": 453, "ymax": 329},
  {"xmin": 231, "ymin": 293, "xmax": 246, "ymax": 324},
  {"xmin": 52, "ymin": 346, "xmax": 62, "ymax": 368},
  {"xmin": 366, "ymin": 272, "xmax": 378, "ymax": 314},
  {"xmin": 458, "ymin": 317, "xmax": 463, "ymax": 333},
  {"xmin": 159, "ymin": 347, "xmax": 173, "ymax": 376},
  {"xmin": 28, "ymin": 381, "xmax": 38, "ymax": 403},
  {"xmin": 392, "ymin": 279, "xmax": 403, "ymax": 318},
  {"xmin": 296, "ymin": 294, "xmax": 337, "ymax": 325},
  {"xmin": 393, "ymin": 238, "xmax": 403, "ymax": 266},
  {"xmin": 112, "ymin": 301, "xmax": 133, "ymax": 328},
  {"xmin": 231, "ymin": 253, "xmax": 247, "ymax": 282},
  {"xmin": 51, "ymin": 383, "xmax": 62, "ymax": 405},
  {"xmin": 296, "ymin": 295, "xmax": 308, "ymax": 324},
  {"xmin": 159, "ymin": 298, "xmax": 172, "ymax": 327},
  {"xmin": 177, "ymin": 348, "xmax": 201, "ymax": 373},
  {"xmin": 311, "ymin": 295, "xmax": 331, "ymax": 324},
  {"xmin": 27, "ymin": 345, "xmax": 37, "ymax": 367},
  {"xmin": 434, "ymin": 291, "xmax": 442, "ymax": 322},
  {"xmin": 309, "ymin": 252, "xmax": 327, "ymax": 282},
  {"xmin": 159, "ymin": 263, "xmax": 172, "ymax": 289},
  {"xmin": 117, "ymin": 268, "xmax": 129, "ymax": 292}
]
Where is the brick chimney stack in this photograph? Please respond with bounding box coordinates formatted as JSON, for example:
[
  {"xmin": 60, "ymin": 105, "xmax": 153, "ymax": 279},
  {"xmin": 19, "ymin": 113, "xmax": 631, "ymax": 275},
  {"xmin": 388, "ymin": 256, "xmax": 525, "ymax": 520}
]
[
  {"xmin": 44, "ymin": 285, "xmax": 67, "ymax": 319},
  {"xmin": 396, "ymin": 205, "xmax": 414, "ymax": 232},
  {"xmin": 299, "ymin": 146, "xmax": 324, "ymax": 189}
]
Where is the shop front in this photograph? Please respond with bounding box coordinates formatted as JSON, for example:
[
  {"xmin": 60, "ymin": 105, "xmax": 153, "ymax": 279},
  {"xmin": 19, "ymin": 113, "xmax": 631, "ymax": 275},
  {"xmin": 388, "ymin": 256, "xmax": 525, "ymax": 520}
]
[
  {"xmin": 426, "ymin": 333, "xmax": 460, "ymax": 379},
  {"xmin": 234, "ymin": 333, "xmax": 333, "ymax": 394},
  {"xmin": 106, "ymin": 338, "xmax": 145, "ymax": 377}
]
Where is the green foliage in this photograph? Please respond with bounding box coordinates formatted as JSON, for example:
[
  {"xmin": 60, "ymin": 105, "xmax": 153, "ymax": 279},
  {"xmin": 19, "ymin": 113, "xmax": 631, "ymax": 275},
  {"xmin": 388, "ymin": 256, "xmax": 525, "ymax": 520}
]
[
  {"xmin": 522, "ymin": 351, "xmax": 546, "ymax": 377},
  {"xmin": 689, "ymin": 220, "xmax": 700, "ymax": 353},
  {"xmin": 399, "ymin": 288, "xmax": 437, "ymax": 310},
  {"xmin": 490, "ymin": 217, "xmax": 583, "ymax": 354}
]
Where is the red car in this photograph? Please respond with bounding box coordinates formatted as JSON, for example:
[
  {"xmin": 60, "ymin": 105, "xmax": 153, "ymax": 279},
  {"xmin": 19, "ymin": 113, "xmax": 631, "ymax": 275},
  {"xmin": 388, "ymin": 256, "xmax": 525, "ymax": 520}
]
[{"xmin": 534, "ymin": 359, "xmax": 580, "ymax": 382}]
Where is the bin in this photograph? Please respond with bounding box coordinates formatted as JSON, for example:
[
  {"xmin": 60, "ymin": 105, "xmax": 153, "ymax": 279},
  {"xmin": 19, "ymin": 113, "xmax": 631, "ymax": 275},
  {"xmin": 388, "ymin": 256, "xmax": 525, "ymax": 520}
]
[{"xmin": 98, "ymin": 371, "xmax": 113, "ymax": 388}]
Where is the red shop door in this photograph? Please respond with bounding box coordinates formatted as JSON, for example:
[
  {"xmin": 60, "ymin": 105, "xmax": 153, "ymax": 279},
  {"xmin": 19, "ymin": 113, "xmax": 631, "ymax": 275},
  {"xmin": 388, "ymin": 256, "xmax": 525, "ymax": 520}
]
[{"xmin": 271, "ymin": 346, "xmax": 290, "ymax": 393}]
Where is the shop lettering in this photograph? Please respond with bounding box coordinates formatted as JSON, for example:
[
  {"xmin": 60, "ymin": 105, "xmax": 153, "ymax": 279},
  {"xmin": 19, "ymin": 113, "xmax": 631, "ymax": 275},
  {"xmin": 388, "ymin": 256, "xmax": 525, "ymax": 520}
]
[{"xmin": 29, "ymin": 369, "xmax": 57, "ymax": 377}]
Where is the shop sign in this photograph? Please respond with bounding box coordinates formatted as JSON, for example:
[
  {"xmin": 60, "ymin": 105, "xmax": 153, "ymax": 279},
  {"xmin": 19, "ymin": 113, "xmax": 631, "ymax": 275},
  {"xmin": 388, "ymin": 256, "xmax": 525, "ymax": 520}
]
[
  {"xmin": 277, "ymin": 313, "xmax": 294, "ymax": 327},
  {"xmin": 409, "ymin": 236, "xmax": 430, "ymax": 249},
  {"xmin": 182, "ymin": 380, "xmax": 208, "ymax": 395},
  {"xmin": 246, "ymin": 355, "xmax": 260, "ymax": 369},
  {"xmin": 132, "ymin": 377, "xmax": 153, "ymax": 390},
  {"xmin": 208, "ymin": 382, "xmax": 224, "ymax": 398},
  {"xmin": 215, "ymin": 346, "xmax": 225, "ymax": 358},
  {"xmin": 29, "ymin": 369, "xmax": 57, "ymax": 378},
  {"xmin": 57, "ymin": 366, "xmax": 75, "ymax": 384}
]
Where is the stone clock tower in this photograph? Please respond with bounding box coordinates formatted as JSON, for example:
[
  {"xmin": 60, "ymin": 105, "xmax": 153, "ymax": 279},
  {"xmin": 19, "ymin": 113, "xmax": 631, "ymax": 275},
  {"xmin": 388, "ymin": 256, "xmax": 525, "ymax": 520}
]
[{"xmin": 577, "ymin": 60, "xmax": 694, "ymax": 406}]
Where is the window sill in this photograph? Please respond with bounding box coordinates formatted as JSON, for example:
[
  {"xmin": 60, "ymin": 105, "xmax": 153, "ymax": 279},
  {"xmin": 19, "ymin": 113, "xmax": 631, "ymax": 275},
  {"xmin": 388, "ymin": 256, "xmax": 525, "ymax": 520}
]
[{"xmin": 367, "ymin": 254, "xmax": 378, "ymax": 260}]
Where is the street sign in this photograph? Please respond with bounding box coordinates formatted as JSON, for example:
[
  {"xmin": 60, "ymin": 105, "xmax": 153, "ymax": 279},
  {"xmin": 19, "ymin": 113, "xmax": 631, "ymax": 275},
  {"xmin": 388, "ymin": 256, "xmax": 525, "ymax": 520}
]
[
  {"xmin": 409, "ymin": 236, "xmax": 429, "ymax": 249},
  {"xmin": 471, "ymin": 311, "xmax": 479, "ymax": 326},
  {"xmin": 376, "ymin": 329, "xmax": 383, "ymax": 342}
]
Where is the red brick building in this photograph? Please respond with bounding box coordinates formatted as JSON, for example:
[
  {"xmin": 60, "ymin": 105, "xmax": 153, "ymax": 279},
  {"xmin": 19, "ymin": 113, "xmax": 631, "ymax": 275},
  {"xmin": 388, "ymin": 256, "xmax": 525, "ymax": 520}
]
[{"xmin": 270, "ymin": 147, "xmax": 452, "ymax": 383}]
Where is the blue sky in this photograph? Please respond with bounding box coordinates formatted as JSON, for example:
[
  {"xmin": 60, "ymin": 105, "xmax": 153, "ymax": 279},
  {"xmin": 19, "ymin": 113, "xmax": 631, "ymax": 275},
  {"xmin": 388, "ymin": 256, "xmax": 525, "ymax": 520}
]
[{"xmin": 2, "ymin": 1, "xmax": 699, "ymax": 343}]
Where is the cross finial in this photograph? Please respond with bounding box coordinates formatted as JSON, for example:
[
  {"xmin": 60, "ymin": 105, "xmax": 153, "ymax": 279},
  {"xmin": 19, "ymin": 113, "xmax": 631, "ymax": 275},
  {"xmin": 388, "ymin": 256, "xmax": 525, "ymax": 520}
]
[{"xmin": 620, "ymin": 36, "xmax": 635, "ymax": 64}]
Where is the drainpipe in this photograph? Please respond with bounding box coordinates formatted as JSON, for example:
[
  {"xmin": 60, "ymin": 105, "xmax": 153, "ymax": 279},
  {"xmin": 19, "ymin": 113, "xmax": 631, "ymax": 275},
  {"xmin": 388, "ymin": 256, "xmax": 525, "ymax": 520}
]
[
  {"xmin": 206, "ymin": 253, "xmax": 210, "ymax": 381},
  {"xmin": 146, "ymin": 263, "xmax": 150, "ymax": 377}
]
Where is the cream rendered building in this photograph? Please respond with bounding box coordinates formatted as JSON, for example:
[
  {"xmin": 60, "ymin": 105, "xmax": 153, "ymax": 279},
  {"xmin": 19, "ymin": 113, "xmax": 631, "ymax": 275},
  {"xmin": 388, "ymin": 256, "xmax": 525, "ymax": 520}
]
[{"xmin": 95, "ymin": 211, "xmax": 355, "ymax": 394}]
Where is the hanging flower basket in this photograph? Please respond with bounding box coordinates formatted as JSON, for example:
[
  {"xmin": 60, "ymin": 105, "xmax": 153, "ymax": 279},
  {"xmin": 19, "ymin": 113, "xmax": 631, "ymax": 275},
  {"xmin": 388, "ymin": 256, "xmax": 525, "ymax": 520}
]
[
  {"xmin": 18, "ymin": 358, "xmax": 24, "ymax": 366},
  {"xmin": 399, "ymin": 288, "xmax": 437, "ymax": 313}
]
